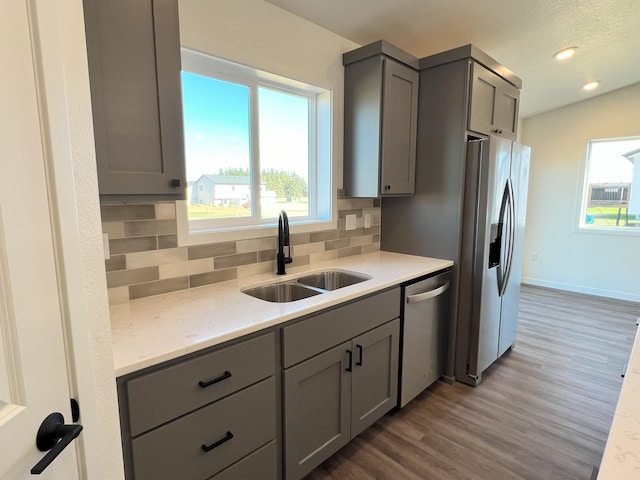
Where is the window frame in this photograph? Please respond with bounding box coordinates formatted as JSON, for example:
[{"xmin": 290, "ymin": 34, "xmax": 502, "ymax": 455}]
[
  {"xmin": 577, "ymin": 136, "xmax": 640, "ymax": 236},
  {"xmin": 177, "ymin": 48, "xmax": 334, "ymax": 245}
]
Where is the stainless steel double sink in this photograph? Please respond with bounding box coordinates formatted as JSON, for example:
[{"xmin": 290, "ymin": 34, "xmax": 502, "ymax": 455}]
[{"xmin": 242, "ymin": 270, "xmax": 371, "ymax": 303}]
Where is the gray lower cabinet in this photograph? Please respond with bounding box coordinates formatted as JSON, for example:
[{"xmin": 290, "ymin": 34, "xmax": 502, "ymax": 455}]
[
  {"xmin": 343, "ymin": 41, "xmax": 418, "ymax": 197},
  {"xmin": 118, "ymin": 332, "xmax": 277, "ymax": 480},
  {"xmin": 282, "ymin": 290, "xmax": 401, "ymax": 480},
  {"xmin": 83, "ymin": 0, "xmax": 186, "ymax": 198}
]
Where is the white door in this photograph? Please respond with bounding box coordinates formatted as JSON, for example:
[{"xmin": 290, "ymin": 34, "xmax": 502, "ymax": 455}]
[{"xmin": 0, "ymin": 0, "xmax": 80, "ymax": 478}]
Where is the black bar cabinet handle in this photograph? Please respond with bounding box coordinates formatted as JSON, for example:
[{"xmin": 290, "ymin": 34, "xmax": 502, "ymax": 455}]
[
  {"xmin": 356, "ymin": 344, "xmax": 363, "ymax": 366},
  {"xmin": 346, "ymin": 349, "xmax": 353, "ymax": 372},
  {"xmin": 201, "ymin": 431, "xmax": 234, "ymax": 453},
  {"xmin": 198, "ymin": 370, "xmax": 232, "ymax": 388}
]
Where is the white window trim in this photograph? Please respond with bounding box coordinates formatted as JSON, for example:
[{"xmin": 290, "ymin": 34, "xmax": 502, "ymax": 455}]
[
  {"xmin": 178, "ymin": 49, "xmax": 335, "ymax": 246},
  {"xmin": 575, "ymin": 136, "xmax": 640, "ymax": 236}
]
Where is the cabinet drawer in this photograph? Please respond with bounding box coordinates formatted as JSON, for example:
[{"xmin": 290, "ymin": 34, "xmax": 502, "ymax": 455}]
[
  {"xmin": 210, "ymin": 440, "xmax": 277, "ymax": 480},
  {"xmin": 127, "ymin": 332, "xmax": 275, "ymax": 436},
  {"xmin": 283, "ymin": 288, "xmax": 400, "ymax": 368},
  {"xmin": 131, "ymin": 377, "xmax": 276, "ymax": 480}
]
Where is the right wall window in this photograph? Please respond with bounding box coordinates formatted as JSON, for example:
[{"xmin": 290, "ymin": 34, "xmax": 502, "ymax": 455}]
[{"xmin": 580, "ymin": 137, "xmax": 640, "ymax": 231}]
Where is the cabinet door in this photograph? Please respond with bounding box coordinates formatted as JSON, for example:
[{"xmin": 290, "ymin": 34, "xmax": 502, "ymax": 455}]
[
  {"xmin": 468, "ymin": 62, "xmax": 519, "ymax": 140},
  {"xmin": 283, "ymin": 342, "xmax": 351, "ymax": 480},
  {"xmin": 351, "ymin": 319, "xmax": 400, "ymax": 436},
  {"xmin": 380, "ymin": 59, "xmax": 418, "ymax": 196},
  {"xmin": 83, "ymin": 0, "xmax": 186, "ymax": 197}
]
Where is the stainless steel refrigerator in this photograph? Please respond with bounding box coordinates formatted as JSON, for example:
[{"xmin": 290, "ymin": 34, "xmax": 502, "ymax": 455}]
[{"xmin": 382, "ymin": 135, "xmax": 530, "ymax": 386}]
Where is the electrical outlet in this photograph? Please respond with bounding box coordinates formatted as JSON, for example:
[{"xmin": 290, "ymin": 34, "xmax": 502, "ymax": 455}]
[
  {"xmin": 364, "ymin": 213, "xmax": 372, "ymax": 228},
  {"xmin": 345, "ymin": 214, "xmax": 357, "ymax": 231},
  {"xmin": 531, "ymin": 252, "xmax": 537, "ymax": 262}
]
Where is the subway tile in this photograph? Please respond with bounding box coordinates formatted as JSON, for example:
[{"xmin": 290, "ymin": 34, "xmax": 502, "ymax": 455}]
[
  {"xmin": 108, "ymin": 286, "xmax": 129, "ymax": 305},
  {"xmin": 291, "ymin": 254, "xmax": 310, "ymax": 267},
  {"xmin": 105, "ymin": 254, "xmax": 126, "ymax": 272},
  {"xmin": 338, "ymin": 208, "xmax": 363, "ymax": 219},
  {"xmin": 338, "ymin": 198, "xmax": 374, "ymax": 210},
  {"xmin": 362, "ymin": 243, "xmax": 380, "ymax": 254},
  {"xmin": 127, "ymin": 248, "xmax": 187, "ymax": 269},
  {"xmin": 214, "ymin": 252, "xmax": 257, "ymax": 270},
  {"xmin": 158, "ymin": 234, "xmax": 178, "ymax": 249},
  {"xmin": 106, "ymin": 267, "xmax": 159, "ymax": 288},
  {"xmin": 309, "ymin": 250, "xmax": 338, "ymax": 263},
  {"xmin": 189, "ymin": 268, "xmax": 237, "ymax": 288},
  {"xmin": 337, "ymin": 219, "xmax": 346, "ymax": 231},
  {"xmin": 292, "ymin": 242, "xmax": 324, "ymax": 256},
  {"xmin": 188, "ymin": 242, "xmax": 236, "ymax": 260},
  {"xmin": 129, "ymin": 277, "xmax": 189, "ymax": 300},
  {"xmin": 324, "ymin": 239, "xmax": 350, "ymax": 251},
  {"xmin": 257, "ymin": 249, "xmax": 277, "ymax": 262},
  {"xmin": 373, "ymin": 198, "xmax": 381, "ymax": 207},
  {"xmin": 338, "ymin": 246, "xmax": 362, "ymax": 258},
  {"xmin": 310, "ymin": 230, "xmax": 338, "ymax": 243},
  {"xmin": 349, "ymin": 235, "xmax": 374, "ymax": 247},
  {"xmin": 237, "ymin": 261, "xmax": 275, "ymax": 278},
  {"xmin": 338, "ymin": 227, "xmax": 365, "ymax": 239},
  {"xmin": 291, "ymin": 232, "xmax": 311, "ymax": 246},
  {"xmin": 109, "ymin": 236, "xmax": 157, "ymax": 255},
  {"xmin": 159, "ymin": 258, "xmax": 213, "ymax": 279},
  {"xmin": 366, "ymin": 225, "xmax": 381, "ymax": 235},
  {"xmin": 101, "ymin": 204, "xmax": 156, "ymax": 222},
  {"xmin": 155, "ymin": 202, "xmax": 176, "ymax": 220},
  {"xmin": 102, "ymin": 222, "xmax": 125, "ymax": 239},
  {"xmin": 236, "ymin": 236, "xmax": 276, "ymax": 254},
  {"xmin": 124, "ymin": 219, "xmax": 177, "ymax": 237},
  {"xmin": 372, "ymin": 234, "xmax": 380, "ymax": 243}
]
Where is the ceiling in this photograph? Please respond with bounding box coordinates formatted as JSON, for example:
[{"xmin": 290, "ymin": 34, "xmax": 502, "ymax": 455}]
[{"xmin": 264, "ymin": 0, "xmax": 640, "ymax": 118}]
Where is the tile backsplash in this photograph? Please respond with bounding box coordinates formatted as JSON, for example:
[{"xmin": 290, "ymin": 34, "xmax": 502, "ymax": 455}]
[{"xmin": 102, "ymin": 193, "xmax": 380, "ymax": 304}]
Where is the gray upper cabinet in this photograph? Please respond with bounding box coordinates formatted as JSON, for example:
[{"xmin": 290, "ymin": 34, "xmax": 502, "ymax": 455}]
[
  {"xmin": 343, "ymin": 41, "xmax": 419, "ymax": 198},
  {"xmin": 83, "ymin": 0, "xmax": 186, "ymax": 198},
  {"xmin": 469, "ymin": 62, "xmax": 520, "ymax": 140}
]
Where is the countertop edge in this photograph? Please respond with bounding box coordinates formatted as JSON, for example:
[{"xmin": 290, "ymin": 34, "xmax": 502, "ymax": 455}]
[{"xmin": 111, "ymin": 252, "xmax": 453, "ymax": 377}]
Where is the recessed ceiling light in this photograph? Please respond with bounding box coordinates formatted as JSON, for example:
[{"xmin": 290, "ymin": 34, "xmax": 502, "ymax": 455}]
[
  {"xmin": 553, "ymin": 47, "xmax": 578, "ymax": 60},
  {"xmin": 583, "ymin": 81, "xmax": 600, "ymax": 91}
]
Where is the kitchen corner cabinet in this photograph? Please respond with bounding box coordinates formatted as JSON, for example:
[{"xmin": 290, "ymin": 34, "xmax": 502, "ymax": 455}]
[
  {"xmin": 117, "ymin": 332, "xmax": 278, "ymax": 480},
  {"xmin": 468, "ymin": 62, "xmax": 520, "ymax": 140},
  {"xmin": 83, "ymin": 0, "xmax": 186, "ymax": 198},
  {"xmin": 282, "ymin": 289, "xmax": 400, "ymax": 479},
  {"xmin": 343, "ymin": 41, "xmax": 418, "ymax": 197}
]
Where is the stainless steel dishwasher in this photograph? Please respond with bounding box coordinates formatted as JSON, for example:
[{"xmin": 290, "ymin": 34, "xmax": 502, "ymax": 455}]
[{"xmin": 399, "ymin": 270, "xmax": 451, "ymax": 407}]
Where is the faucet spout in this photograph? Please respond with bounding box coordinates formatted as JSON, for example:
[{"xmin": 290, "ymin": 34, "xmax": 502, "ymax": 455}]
[{"xmin": 277, "ymin": 210, "xmax": 293, "ymax": 275}]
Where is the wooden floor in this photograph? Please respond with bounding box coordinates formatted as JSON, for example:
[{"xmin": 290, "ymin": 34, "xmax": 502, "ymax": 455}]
[{"xmin": 305, "ymin": 285, "xmax": 639, "ymax": 480}]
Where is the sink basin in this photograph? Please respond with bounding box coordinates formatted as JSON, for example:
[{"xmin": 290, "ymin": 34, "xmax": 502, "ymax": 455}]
[
  {"xmin": 242, "ymin": 282, "xmax": 322, "ymax": 303},
  {"xmin": 296, "ymin": 270, "xmax": 371, "ymax": 291}
]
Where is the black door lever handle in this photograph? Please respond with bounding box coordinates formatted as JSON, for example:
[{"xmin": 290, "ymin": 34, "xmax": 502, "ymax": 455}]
[{"xmin": 31, "ymin": 412, "xmax": 83, "ymax": 475}]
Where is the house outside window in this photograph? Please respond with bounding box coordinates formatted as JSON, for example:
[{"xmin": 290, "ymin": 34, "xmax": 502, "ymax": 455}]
[
  {"xmin": 178, "ymin": 49, "xmax": 333, "ymax": 244},
  {"xmin": 579, "ymin": 137, "xmax": 640, "ymax": 232}
]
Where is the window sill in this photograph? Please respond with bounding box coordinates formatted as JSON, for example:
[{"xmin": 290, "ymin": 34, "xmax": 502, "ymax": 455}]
[{"xmin": 176, "ymin": 200, "xmax": 336, "ymax": 246}]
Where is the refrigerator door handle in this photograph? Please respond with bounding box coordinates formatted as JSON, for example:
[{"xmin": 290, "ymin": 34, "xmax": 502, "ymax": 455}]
[
  {"xmin": 499, "ymin": 179, "xmax": 516, "ymax": 297},
  {"xmin": 496, "ymin": 182, "xmax": 510, "ymax": 294}
]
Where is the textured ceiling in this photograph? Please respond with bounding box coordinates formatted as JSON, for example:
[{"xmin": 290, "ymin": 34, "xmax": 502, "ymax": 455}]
[{"xmin": 264, "ymin": 0, "xmax": 640, "ymax": 118}]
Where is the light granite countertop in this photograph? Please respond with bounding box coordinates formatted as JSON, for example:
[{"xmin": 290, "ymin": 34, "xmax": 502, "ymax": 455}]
[
  {"xmin": 110, "ymin": 251, "xmax": 453, "ymax": 377},
  {"xmin": 598, "ymin": 323, "xmax": 640, "ymax": 479}
]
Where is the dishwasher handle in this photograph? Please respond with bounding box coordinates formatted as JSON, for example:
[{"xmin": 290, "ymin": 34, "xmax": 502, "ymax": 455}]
[{"xmin": 406, "ymin": 281, "xmax": 450, "ymax": 304}]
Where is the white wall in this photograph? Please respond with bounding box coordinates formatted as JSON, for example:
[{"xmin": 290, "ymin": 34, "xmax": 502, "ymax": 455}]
[
  {"xmin": 178, "ymin": 0, "xmax": 359, "ymax": 188},
  {"xmin": 521, "ymin": 82, "xmax": 640, "ymax": 302}
]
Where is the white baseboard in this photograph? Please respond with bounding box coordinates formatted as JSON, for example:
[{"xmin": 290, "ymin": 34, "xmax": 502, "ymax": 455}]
[{"xmin": 522, "ymin": 277, "xmax": 640, "ymax": 303}]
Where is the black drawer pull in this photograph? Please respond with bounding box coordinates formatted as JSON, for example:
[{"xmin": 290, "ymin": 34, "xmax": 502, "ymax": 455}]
[
  {"xmin": 346, "ymin": 349, "xmax": 353, "ymax": 372},
  {"xmin": 198, "ymin": 370, "xmax": 232, "ymax": 388},
  {"xmin": 356, "ymin": 344, "xmax": 363, "ymax": 366},
  {"xmin": 201, "ymin": 431, "xmax": 233, "ymax": 453}
]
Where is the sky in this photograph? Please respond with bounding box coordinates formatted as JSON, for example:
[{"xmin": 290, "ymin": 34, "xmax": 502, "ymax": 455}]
[
  {"xmin": 587, "ymin": 138, "xmax": 639, "ymax": 184},
  {"xmin": 181, "ymin": 71, "xmax": 310, "ymax": 183}
]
